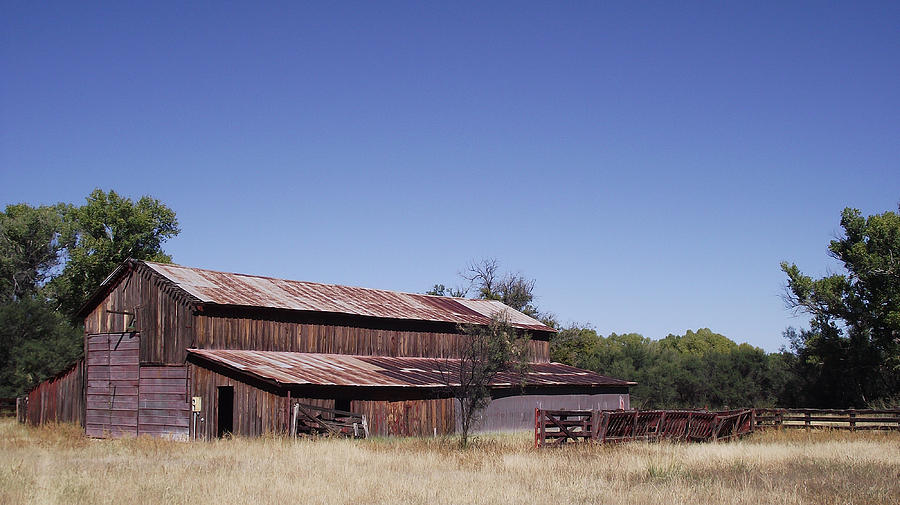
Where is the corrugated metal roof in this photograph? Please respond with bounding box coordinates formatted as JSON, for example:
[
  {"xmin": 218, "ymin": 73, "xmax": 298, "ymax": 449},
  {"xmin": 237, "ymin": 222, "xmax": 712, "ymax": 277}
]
[
  {"xmin": 143, "ymin": 261, "xmax": 554, "ymax": 332},
  {"xmin": 187, "ymin": 349, "xmax": 633, "ymax": 388}
]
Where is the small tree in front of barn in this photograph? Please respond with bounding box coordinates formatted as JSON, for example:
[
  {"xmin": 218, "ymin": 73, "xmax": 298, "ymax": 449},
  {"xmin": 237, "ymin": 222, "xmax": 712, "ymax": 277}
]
[{"xmin": 441, "ymin": 311, "xmax": 531, "ymax": 447}]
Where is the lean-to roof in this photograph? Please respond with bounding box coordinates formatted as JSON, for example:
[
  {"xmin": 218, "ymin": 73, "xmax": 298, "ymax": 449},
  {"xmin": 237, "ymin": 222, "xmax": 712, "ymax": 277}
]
[{"xmin": 188, "ymin": 349, "xmax": 633, "ymax": 388}]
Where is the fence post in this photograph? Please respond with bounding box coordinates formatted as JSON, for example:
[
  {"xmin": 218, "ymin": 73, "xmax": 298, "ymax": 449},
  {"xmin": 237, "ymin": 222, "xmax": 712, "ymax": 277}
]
[
  {"xmin": 16, "ymin": 397, "xmax": 26, "ymax": 424},
  {"xmin": 849, "ymin": 409, "xmax": 856, "ymax": 432},
  {"xmin": 534, "ymin": 408, "xmax": 540, "ymax": 447},
  {"xmin": 632, "ymin": 410, "xmax": 638, "ymax": 442},
  {"xmin": 751, "ymin": 409, "xmax": 756, "ymax": 433},
  {"xmin": 600, "ymin": 411, "xmax": 610, "ymax": 444},
  {"xmin": 805, "ymin": 411, "xmax": 811, "ymax": 431},
  {"xmin": 590, "ymin": 409, "xmax": 599, "ymax": 442}
]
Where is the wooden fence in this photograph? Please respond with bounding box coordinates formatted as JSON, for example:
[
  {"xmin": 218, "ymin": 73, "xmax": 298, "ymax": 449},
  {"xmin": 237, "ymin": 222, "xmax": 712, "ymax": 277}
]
[
  {"xmin": 535, "ymin": 407, "xmax": 900, "ymax": 447},
  {"xmin": 534, "ymin": 408, "xmax": 754, "ymax": 447},
  {"xmin": 25, "ymin": 360, "xmax": 85, "ymax": 427},
  {"xmin": 754, "ymin": 408, "xmax": 899, "ymax": 431}
]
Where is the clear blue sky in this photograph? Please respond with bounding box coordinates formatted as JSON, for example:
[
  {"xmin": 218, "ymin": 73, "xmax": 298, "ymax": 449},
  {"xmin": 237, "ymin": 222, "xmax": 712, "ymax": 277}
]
[{"xmin": 2, "ymin": 2, "xmax": 898, "ymax": 351}]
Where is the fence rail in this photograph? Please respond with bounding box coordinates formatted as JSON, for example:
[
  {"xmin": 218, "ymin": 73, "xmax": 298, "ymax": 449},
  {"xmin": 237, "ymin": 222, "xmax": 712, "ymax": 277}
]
[
  {"xmin": 535, "ymin": 408, "xmax": 754, "ymax": 447},
  {"xmin": 754, "ymin": 408, "xmax": 899, "ymax": 431}
]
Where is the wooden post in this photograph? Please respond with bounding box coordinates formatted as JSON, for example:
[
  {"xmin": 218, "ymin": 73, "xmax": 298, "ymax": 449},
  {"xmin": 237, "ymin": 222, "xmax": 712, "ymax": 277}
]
[
  {"xmin": 805, "ymin": 411, "xmax": 811, "ymax": 431},
  {"xmin": 600, "ymin": 411, "xmax": 610, "ymax": 444},
  {"xmin": 16, "ymin": 397, "xmax": 26, "ymax": 424},
  {"xmin": 590, "ymin": 409, "xmax": 600, "ymax": 442},
  {"xmin": 632, "ymin": 410, "xmax": 638, "ymax": 442},
  {"xmin": 849, "ymin": 409, "xmax": 856, "ymax": 432},
  {"xmin": 534, "ymin": 408, "xmax": 540, "ymax": 448},
  {"xmin": 751, "ymin": 409, "xmax": 756, "ymax": 433},
  {"xmin": 290, "ymin": 402, "xmax": 299, "ymax": 439}
]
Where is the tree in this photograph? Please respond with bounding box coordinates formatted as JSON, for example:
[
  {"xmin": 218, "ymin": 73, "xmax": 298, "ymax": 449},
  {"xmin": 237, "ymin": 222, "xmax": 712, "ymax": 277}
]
[
  {"xmin": 461, "ymin": 258, "xmax": 538, "ymax": 316},
  {"xmin": 781, "ymin": 205, "xmax": 900, "ymax": 406},
  {"xmin": 429, "ymin": 258, "xmax": 541, "ymax": 317},
  {"xmin": 439, "ymin": 312, "xmax": 530, "ymax": 446},
  {"xmin": 0, "ymin": 297, "xmax": 82, "ymax": 396},
  {"xmin": 0, "ymin": 203, "xmax": 80, "ymax": 396},
  {"xmin": 52, "ymin": 189, "xmax": 180, "ymax": 319},
  {"xmin": 659, "ymin": 328, "xmax": 737, "ymax": 356},
  {"xmin": 0, "ymin": 203, "xmax": 70, "ymax": 303},
  {"xmin": 426, "ymin": 284, "xmax": 467, "ymax": 297}
]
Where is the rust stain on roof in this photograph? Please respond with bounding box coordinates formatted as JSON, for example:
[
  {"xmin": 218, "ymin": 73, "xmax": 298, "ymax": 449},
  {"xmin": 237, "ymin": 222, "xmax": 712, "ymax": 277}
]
[
  {"xmin": 187, "ymin": 349, "xmax": 633, "ymax": 388},
  {"xmin": 143, "ymin": 261, "xmax": 554, "ymax": 332}
]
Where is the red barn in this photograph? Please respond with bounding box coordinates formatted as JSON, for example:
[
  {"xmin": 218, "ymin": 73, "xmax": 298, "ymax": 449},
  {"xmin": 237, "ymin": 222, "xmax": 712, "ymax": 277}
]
[{"xmin": 25, "ymin": 260, "xmax": 632, "ymax": 438}]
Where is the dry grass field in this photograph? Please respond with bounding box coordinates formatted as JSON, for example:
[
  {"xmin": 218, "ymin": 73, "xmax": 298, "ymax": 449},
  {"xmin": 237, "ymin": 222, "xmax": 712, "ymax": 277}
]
[{"xmin": 1, "ymin": 419, "xmax": 898, "ymax": 505}]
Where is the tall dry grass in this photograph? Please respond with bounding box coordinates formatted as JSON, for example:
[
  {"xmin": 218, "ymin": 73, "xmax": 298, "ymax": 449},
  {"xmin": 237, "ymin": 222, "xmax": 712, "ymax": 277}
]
[{"xmin": 1, "ymin": 419, "xmax": 897, "ymax": 505}]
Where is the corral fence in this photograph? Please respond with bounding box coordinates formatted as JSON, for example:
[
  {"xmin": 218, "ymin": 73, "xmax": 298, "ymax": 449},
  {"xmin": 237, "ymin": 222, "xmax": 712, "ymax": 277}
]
[
  {"xmin": 535, "ymin": 407, "xmax": 900, "ymax": 447},
  {"xmin": 534, "ymin": 408, "xmax": 754, "ymax": 447},
  {"xmin": 754, "ymin": 408, "xmax": 900, "ymax": 431}
]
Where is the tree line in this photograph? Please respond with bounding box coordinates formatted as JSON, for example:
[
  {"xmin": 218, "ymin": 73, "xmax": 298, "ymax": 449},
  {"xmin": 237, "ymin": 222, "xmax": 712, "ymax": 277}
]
[
  {"xmin": 2, "ymin": 189, "xmax": 897, "ymax": 410},
  {"xmin": 433, "ymin": 204, "xmax": 899, "ymax": 409}
]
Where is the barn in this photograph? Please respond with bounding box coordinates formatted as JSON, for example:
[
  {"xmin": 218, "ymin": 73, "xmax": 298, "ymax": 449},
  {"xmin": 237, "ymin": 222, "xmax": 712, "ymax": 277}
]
[{"xmin": 25, "ymin": 259, "xmax": 632, "ymax": 439}]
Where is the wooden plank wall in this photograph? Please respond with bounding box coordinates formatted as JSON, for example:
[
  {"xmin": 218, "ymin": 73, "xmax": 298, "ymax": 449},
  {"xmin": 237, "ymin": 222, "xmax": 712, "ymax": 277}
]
[
  {"xmin": 83, "ymin": 263, "xmax": 551, "ymax": 367},
  {"xmin": 190, "ymin": 364, "xmax": 292, "ymax": 439},
  {"xmin": 189, "ymin": 363, "xmax": 458, "ymax": 438},
  {"xmin": 26, "ymin": 360, "xmax": 85, "ymax": 427},
  {"xmin": 194, "ymin": 315, "xmax": 550, "ymax": 362},
  {"xmin": 84, "ymin": 265, "xmax": 194, "ymax": 365},
  {"xmin": 85, "ymin": 333, "xmax": 140, "ymax": 437},
  {"xmin": 352, "ymin": 398, "xmax": 455, "ymax": 437},
  {"xmin": 139, "ymin": 366, "xmax": 190, "ymax": 438}
]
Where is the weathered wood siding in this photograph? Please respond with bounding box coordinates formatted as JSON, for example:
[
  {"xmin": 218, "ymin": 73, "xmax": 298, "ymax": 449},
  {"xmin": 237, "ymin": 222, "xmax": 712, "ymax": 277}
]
[
  {"xmin": 85, "ymin": 263, "xmax": 551, "ymax": 367},
  {"xmin": 352, "ymin": 398, "xmax": 455, "ymax": 436},
  {"xmin": 189, "ymin": 362, "xmax": 458, "ymax": 438},
  {"xmin": 190, "ymin": 364, "xmax": 291, "ymax": 439},
  {"xmin": 139, "ymin": 366, "xmax": 190, "ymax": 438},
  {"xmin": 86, "ymin": 333, "xmax": 140, "ymax": 437},
  {"xmin": 26, "ymin": 360, "xmax": 84, "ymax": 427},
  {"xmin": 84, "ymin": 265, "xmax": 194, "ymax": 365},
  {"xmin": 194, "ymin": 315, "xmax": 550, "ymax": 362}
]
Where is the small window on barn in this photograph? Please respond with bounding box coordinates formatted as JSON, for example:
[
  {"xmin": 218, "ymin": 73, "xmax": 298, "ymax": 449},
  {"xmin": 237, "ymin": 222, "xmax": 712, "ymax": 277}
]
[{"xmin": 334, "ymin": 398, "xmax": 351, "ymax": 414}]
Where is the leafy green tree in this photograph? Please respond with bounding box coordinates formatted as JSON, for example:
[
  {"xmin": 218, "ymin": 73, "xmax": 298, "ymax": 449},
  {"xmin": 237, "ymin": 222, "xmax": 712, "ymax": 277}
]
[
  {"xmin": 0, "ymin": 297, "xmax": 82, "ymax": 396},
  {"xmin": 0, "ymin": 203, "xmax": 70, "ymax": 303},
  {"xmin": 52, "ymin": 189, "xmax": 180, "ymax": 319},
  {"xmin": 781, "ymin": 205, "xmax": 899, "ymax": 406},
  {"xmin": 551, "ymin": 325, "xmax": 797, "ymax": 409},
  {"xmin": 659, "ymin": 328, "xmax": 737, "ymax": 356}
]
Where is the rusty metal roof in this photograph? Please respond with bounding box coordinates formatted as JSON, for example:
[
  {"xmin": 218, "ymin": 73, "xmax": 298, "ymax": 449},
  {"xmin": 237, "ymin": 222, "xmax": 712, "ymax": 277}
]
[
  {"xmin": 142, "ymin": 261, "xmax": 554, "ymax": 332},
  {"xmin": 187, "ymin": 349, "xmax": 633, "ymax": 388}
]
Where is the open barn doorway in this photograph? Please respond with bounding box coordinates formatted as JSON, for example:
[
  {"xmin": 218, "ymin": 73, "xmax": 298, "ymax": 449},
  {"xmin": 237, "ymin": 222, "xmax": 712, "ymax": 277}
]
[{"xmin": 217, "ymin": 386, "xmax": 233, "ymax": 437}]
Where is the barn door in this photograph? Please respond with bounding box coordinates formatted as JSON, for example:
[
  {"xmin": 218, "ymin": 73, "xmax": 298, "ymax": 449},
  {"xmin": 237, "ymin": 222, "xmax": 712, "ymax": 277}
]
[{"xmin": 85, "ymin": 333, "xmax": 139, "ymax": 437}]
